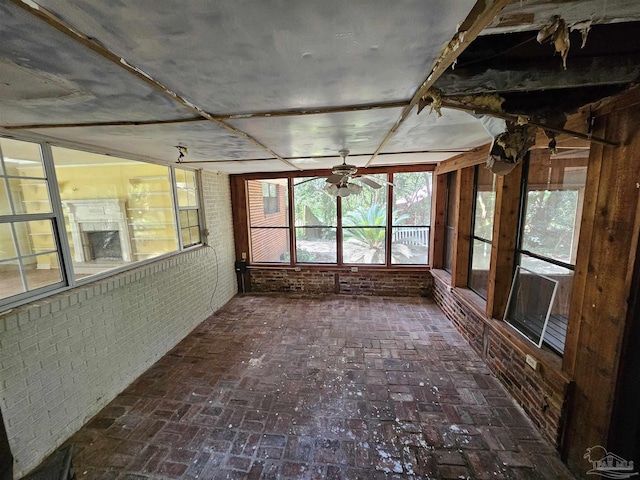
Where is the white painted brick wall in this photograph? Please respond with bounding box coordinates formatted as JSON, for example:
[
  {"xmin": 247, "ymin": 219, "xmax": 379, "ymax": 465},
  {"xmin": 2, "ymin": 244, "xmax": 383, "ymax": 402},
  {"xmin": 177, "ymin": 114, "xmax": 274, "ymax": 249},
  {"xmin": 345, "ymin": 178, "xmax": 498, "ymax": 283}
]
[{"xmin": 0, "ymin": 170, "xmax": 237, "ymax": 478}]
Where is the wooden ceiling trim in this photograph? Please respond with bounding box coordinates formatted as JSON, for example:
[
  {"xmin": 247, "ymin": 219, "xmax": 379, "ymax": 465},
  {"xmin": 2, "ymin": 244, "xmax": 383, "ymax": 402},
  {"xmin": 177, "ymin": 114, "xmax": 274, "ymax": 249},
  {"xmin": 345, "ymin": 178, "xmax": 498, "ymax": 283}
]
[{"xmin": 5, "ymin": 100, "xmax": 411, "ymax": 131}]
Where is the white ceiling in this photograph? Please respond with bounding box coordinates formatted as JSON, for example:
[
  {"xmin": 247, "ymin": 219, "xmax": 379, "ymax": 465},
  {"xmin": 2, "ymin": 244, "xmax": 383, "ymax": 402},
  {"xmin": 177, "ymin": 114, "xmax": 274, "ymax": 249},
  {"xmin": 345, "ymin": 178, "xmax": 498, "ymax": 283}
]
[{"xmin": 0, "ymin": 1, "xmax": 636, "ymax": 173}]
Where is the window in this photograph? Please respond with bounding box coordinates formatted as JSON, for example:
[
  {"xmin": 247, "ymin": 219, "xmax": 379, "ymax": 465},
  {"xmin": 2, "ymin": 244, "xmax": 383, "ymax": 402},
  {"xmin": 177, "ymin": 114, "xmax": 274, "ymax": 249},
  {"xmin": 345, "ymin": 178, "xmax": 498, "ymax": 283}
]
[
  {"xmin": 443, "ymin": 171, "xmax": 457, "ymax": 273},
  {"xmin": 0, "ymin": 138, "xmax": 65, "ymax": 304},
  {"xmin": 248, "ymin": 179, "xmax": 289, "ymax": 263},
  {"xmin": 175, "ymin": 168, "xmax": 201, "ymax": 248},
  {"xmin": 0, "ymin": 135, "xmax": 204, "ymax": 310},
  {"xmin": 512, "ymin": 150, "xmax": 588, "ymax": 355},
  {"xmin": 51, "ymin": 147, "xmax": 180, "ymax": 280},
  {"xmin": 262, "ymin": 182, "xmax": 279, "ymax": 215},
  {"xmin": 245, "ymin": 169, "xmax": 433, "ymax": 267},
  {"xmin": 342, "ymin": 174, "xmax": 388, "ymax": 264},
  {"xmin": 468, "ymin": 166, "xmax": 496, "ymax": 298},
  {"xmin": 294, "ymin": 177, "xmax": 337, "ymax": 263},
  {"xmin": 391, "ymin": 172, "xmax": 432, "ymax": 265}
]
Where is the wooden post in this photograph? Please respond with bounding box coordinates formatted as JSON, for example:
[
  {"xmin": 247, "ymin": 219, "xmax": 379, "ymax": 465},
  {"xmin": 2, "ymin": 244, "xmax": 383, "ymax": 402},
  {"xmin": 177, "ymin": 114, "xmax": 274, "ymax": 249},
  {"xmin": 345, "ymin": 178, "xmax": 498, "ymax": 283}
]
[
  {"xmin": 452, "ymin": 167, "xmax": 474, "ymax": 287},
  {"xmin": 562, "ymin": 104, "xmax": 640, "ymax": 472},
  {"xmin": 230, "ymin": 176, "xmax": 250, "ymax": 292},
  {"xmin": 486, "ymin": 160, "xmax": 523, "ymax": 320},
  {"xmin": 430, "ymin": 174, "xmax": 447, "ymax": 269}
]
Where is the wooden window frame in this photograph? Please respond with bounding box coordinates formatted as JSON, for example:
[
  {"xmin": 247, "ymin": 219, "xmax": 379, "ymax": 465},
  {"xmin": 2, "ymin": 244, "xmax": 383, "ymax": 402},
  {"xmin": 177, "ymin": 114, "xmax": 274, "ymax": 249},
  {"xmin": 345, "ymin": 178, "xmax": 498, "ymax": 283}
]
[{"xmin": 231, "ymin": 164, "xmax": 435, "ymax": 270}]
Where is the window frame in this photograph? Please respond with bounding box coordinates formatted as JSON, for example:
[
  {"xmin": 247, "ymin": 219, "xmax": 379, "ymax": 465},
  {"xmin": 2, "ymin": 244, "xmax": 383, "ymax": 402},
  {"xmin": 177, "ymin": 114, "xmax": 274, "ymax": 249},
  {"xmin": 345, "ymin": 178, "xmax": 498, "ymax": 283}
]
[
  {"xmin": 240, "ymin": 165, "xmax": 435, "ymax": 269},
  {"xmin": 512, "ymin": 153, "xmax": 587, "ymax": 356},
  {"xmin": 443, "ymin": 171, "xmax": 457, "ymax": 274},
  {"xmin": 262, "ymin": 182, "xmax": 280, "ymax": 215},
  {"xmin": 468, "ymin": 165, "xmax": 496, "ymax": 299},
  {"xmin": 0, "ymin": 134, "xmax": 205, "ymax": 311}
]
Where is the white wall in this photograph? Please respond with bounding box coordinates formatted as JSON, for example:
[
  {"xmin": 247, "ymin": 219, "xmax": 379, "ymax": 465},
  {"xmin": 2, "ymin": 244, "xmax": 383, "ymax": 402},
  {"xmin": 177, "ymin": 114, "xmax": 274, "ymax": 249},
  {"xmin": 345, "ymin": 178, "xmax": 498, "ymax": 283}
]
[{"xmin": 0, "ymin": 170, "xmax": 236, "ymax": 478}]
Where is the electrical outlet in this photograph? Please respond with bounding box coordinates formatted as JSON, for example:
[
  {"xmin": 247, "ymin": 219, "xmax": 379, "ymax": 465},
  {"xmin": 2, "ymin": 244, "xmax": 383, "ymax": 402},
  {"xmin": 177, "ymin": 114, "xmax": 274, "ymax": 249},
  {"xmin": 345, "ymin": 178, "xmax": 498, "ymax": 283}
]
[
  {"xmin": 525, "ymin": 354, "xmax": 539, "ymax": 371},
  {"xmin": 350, "ymin": 267, "xmax": 358, "ymax": 273},
  {"xmin": 294, "ymin": 266, "xmax": 301, "ymax": 272}
]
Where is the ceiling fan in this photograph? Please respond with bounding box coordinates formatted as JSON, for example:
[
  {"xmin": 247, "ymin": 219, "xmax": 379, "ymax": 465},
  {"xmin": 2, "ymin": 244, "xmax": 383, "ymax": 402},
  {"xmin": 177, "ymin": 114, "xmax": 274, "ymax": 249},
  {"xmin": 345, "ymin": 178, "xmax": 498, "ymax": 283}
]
[{"xmin": 298, "ymin": 149, "xmax": 391, "ymax": 197}]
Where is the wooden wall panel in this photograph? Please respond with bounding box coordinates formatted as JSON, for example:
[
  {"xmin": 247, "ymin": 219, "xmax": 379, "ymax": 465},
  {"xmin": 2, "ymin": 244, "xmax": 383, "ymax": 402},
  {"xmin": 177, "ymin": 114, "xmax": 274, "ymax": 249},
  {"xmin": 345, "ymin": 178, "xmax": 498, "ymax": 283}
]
[
  {"xmin": 430, "ymin": 174, "xmax": 447, "ymax": 270},
  {"xmin": 486, "ymin": 161, "xmax": 523, "ymax": 320},
  {"xmin": 452, "ymin": 167, "xmax": 474, "ymax": 287},
  {"xmin": 563, "ymin": 104, "xmax": 640, "ymax": 474}
]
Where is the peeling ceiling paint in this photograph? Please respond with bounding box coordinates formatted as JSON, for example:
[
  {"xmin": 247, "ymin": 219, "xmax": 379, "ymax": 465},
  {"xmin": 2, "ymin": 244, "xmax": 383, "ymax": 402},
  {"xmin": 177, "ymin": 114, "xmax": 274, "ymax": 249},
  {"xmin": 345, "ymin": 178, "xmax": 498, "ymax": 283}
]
[{"xmin": 0, "ymin": 0, "xmax": 638, "ymax": 172}]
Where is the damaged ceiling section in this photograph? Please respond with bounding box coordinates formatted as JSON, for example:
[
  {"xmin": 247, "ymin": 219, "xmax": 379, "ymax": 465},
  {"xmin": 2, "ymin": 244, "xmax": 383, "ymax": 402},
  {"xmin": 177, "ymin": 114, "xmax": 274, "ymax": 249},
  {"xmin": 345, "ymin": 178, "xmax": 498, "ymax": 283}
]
[{"xmin": 420, "ymin": 1, "xmax": 640, "ymax": 174}]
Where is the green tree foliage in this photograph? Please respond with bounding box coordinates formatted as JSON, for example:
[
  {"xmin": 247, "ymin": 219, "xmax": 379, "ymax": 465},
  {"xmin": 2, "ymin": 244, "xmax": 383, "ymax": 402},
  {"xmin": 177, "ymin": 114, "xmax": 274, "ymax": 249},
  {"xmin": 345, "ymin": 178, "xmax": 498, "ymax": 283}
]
[{"xmin": 523, "ymin": 189, "xmax": 579, "ymax": 261}]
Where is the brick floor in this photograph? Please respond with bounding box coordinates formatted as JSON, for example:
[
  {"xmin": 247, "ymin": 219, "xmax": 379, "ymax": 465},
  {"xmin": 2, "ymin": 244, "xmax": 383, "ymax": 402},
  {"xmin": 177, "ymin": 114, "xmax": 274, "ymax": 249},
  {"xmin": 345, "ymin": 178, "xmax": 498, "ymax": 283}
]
[{"xmin": 67, "ymin": 294, "xmax": 576, "ymax": 479}]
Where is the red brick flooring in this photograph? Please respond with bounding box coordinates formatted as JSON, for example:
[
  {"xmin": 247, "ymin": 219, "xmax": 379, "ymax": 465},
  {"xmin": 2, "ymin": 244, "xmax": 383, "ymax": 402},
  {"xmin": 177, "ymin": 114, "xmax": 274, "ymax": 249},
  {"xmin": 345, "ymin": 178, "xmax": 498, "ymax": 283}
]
[{"xmin": 68, "ymin": 294, "xmax": 575, "ymax": 479}]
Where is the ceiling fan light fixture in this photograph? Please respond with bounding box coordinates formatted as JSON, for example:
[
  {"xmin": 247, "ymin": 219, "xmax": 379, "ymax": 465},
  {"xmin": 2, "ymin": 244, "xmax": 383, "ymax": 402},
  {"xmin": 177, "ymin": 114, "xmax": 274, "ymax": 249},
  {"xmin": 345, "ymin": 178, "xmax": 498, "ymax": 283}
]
[
  {"xmin": 337, "ymin": 185, "xmax": 351, "ymax": 197},
  {"xmin": 325, "ymin": 183, "xmax": 339, "ymax": 195},
  {"xmin": 347, "ymin": 183, "xmax": 362, "ymax": 194}
]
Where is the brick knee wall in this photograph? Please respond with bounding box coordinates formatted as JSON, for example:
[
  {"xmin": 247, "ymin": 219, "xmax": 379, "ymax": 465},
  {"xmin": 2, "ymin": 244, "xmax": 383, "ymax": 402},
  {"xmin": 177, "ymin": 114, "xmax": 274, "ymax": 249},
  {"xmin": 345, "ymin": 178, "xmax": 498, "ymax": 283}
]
[
  {"xmin": 0, "ymin": 171, "xmax": 237, "ymax": 478},
  {"xmin": 249, "ymin": 268, "xmax": 432, "ymax": 296},
  {"xmin": 431, "ymin": 271, "xmax": 572, "ymax": 449}
]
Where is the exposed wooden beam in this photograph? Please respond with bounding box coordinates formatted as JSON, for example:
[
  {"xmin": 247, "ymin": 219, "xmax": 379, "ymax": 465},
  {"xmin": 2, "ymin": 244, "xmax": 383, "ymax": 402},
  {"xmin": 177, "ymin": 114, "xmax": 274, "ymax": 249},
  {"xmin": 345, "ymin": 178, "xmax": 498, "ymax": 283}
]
[
  {"xmin": 435, "ymin": 145, "xmax": 491, "ymax": 175},
  {"xmin": 9, "ymin": 0, "xmax": 302, "ymax": 171},
  {"xmin": 439, "ymin": 100, "xmax": 617, "ymax": 147},
  {"xmin": 364, "ymin": 0, "xmax": 511, "ymax": 168},
  {"xmin": 219, "ymin": 101, "xmax": 408, "ymax": 120},
  {"xmin": 434, "ymin": 55, "xmax": 640, "ymax": 96}
]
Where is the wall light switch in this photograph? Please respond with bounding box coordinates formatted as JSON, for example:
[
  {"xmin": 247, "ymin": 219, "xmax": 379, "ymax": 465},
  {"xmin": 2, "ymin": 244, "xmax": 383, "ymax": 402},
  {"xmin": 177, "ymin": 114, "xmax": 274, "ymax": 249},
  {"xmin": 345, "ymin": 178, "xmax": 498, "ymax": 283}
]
[
  {"xmin": 525, "ymin": 354, "xmax": 539, "ymax": 371},
  {"xmin": 294, "ymin": 267, "xmax": 301, "ymax": 272},
  {"xmin": 241, "ymin": 252, "xmax": 247, "ymax": 261},
  {"xmin": 350, "ymin": 267, "xmax": 358, "ymax": 273}
]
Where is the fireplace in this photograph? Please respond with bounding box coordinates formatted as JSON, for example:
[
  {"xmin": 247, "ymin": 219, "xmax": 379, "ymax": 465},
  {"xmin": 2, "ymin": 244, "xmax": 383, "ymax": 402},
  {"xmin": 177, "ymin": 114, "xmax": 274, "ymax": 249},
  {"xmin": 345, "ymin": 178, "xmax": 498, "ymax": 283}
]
[
  {"xmin": 63, "ymin": 199, "xmax": 132, "ymax": 270},
  {"xmin": 86, "ymin": 230, "xmax": 123, "ymax": 260}
]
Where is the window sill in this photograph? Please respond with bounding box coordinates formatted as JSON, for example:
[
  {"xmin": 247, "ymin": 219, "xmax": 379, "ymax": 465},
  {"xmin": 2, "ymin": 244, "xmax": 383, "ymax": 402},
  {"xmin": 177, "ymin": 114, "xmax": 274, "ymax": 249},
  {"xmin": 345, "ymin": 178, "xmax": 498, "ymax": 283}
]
[{"xmin": 248, "ymin": 264, "xmax": 431, "ymax": 273}]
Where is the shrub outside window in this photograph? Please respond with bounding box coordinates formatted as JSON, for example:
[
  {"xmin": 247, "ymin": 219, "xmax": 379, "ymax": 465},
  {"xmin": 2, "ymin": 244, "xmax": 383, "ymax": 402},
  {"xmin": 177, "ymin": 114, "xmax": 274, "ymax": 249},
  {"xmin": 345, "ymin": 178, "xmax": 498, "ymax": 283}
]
[
  {"xmin": 391, "ymin": 172, "xmax": 432, "ymax": 265},
  {"xmin": 342, "ymin": 174, "xmax": 388, "ymax": 265},
  {"xmin": 294, "ymin": 177, "xmax": 337, "ymax": 263}
]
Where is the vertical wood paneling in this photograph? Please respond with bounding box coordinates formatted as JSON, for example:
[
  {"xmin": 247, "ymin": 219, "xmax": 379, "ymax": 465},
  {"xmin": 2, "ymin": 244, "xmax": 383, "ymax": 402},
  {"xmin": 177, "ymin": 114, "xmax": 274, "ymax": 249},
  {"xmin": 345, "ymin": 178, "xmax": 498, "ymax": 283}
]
[
  {"xmin": 452, "ymin": 167, "xmax": 474, "ymax": 287},
  {"xmin": 563, "ymin": 105, "xmax": 640, "ymax": 473},
  {"xmin": 430, "ymin": 174, "xmax": 447, "ymax": 270},
  {"xmin": 486, "ymin": 161, "xmax": 523, "ymax": 320}
]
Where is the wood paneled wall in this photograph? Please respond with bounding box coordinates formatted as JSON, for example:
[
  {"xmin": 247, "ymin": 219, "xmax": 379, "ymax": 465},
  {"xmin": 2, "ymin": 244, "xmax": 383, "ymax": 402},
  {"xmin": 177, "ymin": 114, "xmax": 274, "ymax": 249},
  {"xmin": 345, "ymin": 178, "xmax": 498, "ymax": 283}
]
[{"xmin": 562, "ymin": 102, "xmax": 640, "ymax": 475}]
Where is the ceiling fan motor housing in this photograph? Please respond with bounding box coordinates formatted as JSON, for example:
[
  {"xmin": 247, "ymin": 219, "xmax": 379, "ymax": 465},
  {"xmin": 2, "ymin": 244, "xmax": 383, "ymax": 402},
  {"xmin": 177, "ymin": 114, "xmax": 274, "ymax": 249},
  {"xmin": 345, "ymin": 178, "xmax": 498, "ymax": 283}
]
[{"xmin": 332, "ymin": 164, "xmax": 358, "ymax": 176}]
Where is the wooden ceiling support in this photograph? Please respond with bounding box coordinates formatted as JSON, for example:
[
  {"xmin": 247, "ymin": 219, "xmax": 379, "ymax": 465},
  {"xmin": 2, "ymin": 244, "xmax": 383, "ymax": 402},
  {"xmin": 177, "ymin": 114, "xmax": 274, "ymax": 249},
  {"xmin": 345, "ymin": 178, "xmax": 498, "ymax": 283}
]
[
  {"xmin": 439, "ymin": 100, "xmax": 617, "ymax": 147},
  {"xmin": 9, "ymin": 0, "xmax": 302, "ymax": 171},
  {"xmin": 364, "ymin": 0, "xmax": 512, "ymax": 167},
  {"xmin": 4, "ymin": 117, "xmax": 205, "ymax": 130},
  {"xmin": 4, "ymin": 100, "xmax": 411, "ymax": 131}
]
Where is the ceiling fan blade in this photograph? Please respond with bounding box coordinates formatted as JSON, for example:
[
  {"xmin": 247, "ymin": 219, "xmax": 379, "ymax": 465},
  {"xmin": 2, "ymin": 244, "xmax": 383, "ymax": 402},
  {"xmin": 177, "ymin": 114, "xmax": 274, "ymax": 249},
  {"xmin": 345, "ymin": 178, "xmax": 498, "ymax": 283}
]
[
  {"xmin": 326, "ymin": 174, "xmax": 346, "ymax": 184},
  {"xmin": 354, "ymin": 176, "xmax": 383, "ymax": 189},
  {"xmin": 357, "ymin": 174, "xmax": 395, "ymax": 187},
  {"xmin": 294, "ymin": 176, "xmax": 322, "ymax": 186}
]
